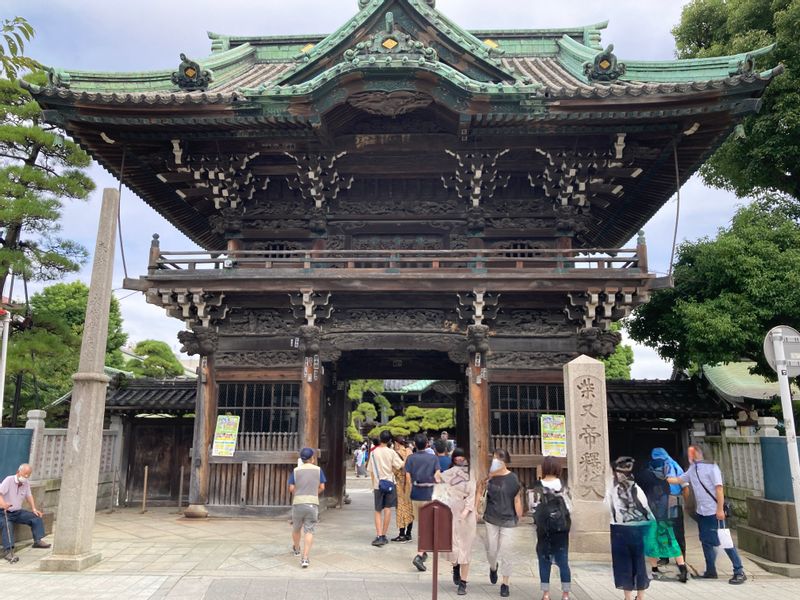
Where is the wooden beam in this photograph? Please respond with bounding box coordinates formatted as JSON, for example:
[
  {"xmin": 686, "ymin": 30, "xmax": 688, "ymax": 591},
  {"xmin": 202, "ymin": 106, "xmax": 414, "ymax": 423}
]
[{"xmin": 468, "ymin": 355, "xmax": 490, "ymax": 484}]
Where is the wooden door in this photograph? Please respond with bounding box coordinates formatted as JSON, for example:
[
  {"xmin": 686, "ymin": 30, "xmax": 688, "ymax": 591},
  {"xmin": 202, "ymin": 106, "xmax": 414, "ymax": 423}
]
[{"xmin": 126, "ymin": 419, "xmax": 192, "ymax": 505}]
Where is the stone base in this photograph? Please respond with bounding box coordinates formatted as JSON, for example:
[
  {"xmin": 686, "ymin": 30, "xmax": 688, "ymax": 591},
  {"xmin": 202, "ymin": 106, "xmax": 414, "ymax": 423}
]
[
  {"xmin": 39, "ymin": 551, "xmax": 102, "ymax": 572},
  {"xmin": 183, "ymin": 504, "xmax": 209, "ymax": 519},
  {"xmin": 569, "ymin": 499, "xmax": 610, "ymax": 554},
  {"xmin": 738, "ymin": 524, "xmax": 800, "ymax": 564},
  {"xmin": 742, "ymin": 551, "xmax": 800, "ymax": 578}
]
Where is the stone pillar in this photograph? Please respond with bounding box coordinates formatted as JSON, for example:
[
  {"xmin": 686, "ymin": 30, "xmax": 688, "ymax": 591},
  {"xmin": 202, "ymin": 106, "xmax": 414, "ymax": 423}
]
[
  {"xmin": 300, "ymin": 325, "xmax": 322, "ymax": 451},
  {"xmin": 467, "ymin": 325, "xmax": 490, "ymax": 483},
  {"xmin": 25, "ymin": 409, "xmax": 46, "ymax": 477},
  {"xmin": 758, "ymin": 417, "xmax": 780, "ymax": 437},
  {"xmin": 40, "ymin": 188, "xmax": 119, "ymax": 572},
  {"xmin": 564, "ymin": 354, "xmax": 611, "ymax": 554},
  {"xmin": 178, "ymin": 327, "xmax": 218, "ymax": 519}
]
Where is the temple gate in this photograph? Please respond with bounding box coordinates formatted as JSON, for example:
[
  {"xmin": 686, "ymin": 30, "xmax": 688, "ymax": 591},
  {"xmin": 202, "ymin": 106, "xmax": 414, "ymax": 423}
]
[{"xmin": 27, "ymin": 0, "xmax": 779, "ymax": 524}]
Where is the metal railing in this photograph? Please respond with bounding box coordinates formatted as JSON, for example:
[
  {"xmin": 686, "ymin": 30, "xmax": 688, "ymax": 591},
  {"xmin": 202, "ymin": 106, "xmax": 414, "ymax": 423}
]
[{"xmin": 150, "ymin": 247, "xmax": 643, "ymax": 273}]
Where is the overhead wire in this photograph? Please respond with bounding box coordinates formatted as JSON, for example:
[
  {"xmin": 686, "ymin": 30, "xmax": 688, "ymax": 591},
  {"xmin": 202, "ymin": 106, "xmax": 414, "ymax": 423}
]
[
  {"xmin": 117, "ymin": 146, "xmax": 129, "ymax": 279},
  {"xmin": 668, "ymin": 139, "xmax": 682, "ymax": 277}
]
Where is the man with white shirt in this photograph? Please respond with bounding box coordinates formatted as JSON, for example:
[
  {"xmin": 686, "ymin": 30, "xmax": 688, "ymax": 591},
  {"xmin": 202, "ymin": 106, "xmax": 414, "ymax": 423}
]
[{"xmin": 0, "ymin": 463, "xmax": 51, "ymax": 563}]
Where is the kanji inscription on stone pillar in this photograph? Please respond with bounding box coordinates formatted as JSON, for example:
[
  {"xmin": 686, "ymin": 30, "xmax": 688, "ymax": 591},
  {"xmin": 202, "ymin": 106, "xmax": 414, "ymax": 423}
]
[{"xmin": 564, "ymin": 356, "xmax": 610, "ymax": 500}]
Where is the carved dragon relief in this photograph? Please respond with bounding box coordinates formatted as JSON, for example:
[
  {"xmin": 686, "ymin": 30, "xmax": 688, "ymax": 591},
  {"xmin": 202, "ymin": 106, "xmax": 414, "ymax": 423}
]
[{"xmin": 326, "ymin": 308, "xmax": 460, "ymax": 333}]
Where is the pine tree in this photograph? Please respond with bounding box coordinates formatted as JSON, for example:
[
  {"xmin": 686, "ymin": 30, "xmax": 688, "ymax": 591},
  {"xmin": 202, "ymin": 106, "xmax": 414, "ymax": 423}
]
[{"xmin": 0, "ymin": 72, "xmax": 95, "ymax": 295}]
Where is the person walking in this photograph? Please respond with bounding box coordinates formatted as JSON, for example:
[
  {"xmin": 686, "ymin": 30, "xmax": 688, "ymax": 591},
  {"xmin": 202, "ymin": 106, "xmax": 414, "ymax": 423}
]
[
  {"xmin": 667, "ymin": 445, "xmax": 747, "ymax": 584},
  {"xmin": 405, "ymin": 433, "xmax": 441, "ymax": 571},
  {"xmin": 391, "ymin": 436, "xmax": 414, "ymax": 543},
  {"xmin": 368, "ymin": 430, "xmax": 404, "ymax": 546},
  {"xmin": 355, "ymin": 443, "xmax": 368, "ymax": 478},
  {"xmin": 651, "ymin": 447, "xmax": 689, "ymax": 560},
  {"xmin": 531, "ymin": 457, "xmax": 572, "ymax": 600},
  {"xmin": 606, "ymin": 456, "xmax": 653, "ymax": 600},
  {"xmin": 287, "ymin": 448, "xmax": 326, "ymax": 568},
  {"xmin": 482, "ymin": 449, "xmax": 522, "ymax": 598},
  {"xmin": 438, "ymin": 447, "xmax": 477, "ymax": 595},
  {"xmin": 636, "ymin": 456, "xmax": 689, "ymax": 583}
]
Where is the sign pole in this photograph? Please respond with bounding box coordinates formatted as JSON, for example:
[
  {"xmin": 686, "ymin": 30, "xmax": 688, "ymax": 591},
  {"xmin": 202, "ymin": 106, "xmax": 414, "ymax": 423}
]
[
  {"xmin": 770, "ymin": 329, "xmax": 800, "ymax": 543},
  {"xmin": 0, "ymin": 310, "xmax": 10, "ymax": 427},
  {"xmin": 432, "ymin": 507, "xmax": 438, "ymax": 600}
]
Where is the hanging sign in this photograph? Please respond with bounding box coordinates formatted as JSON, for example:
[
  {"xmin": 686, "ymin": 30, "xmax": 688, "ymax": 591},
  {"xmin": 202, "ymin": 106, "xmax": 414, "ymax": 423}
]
[
  {"xmin": 211, "ymin": 415, "xmax": 240, "ymax": 457},
  {"xmin": 541, "ymin": 414, "xmax": 567, "ymax": 457}
]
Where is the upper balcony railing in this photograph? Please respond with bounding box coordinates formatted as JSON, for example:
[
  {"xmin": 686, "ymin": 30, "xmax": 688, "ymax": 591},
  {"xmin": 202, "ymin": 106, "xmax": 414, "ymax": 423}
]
[{"xmin": 148, "ymin": 246, "xmax": 648, "ymax": 274}]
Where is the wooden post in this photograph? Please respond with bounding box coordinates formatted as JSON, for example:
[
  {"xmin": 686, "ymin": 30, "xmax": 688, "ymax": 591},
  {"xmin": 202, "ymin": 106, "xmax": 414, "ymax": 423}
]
[
  {"xmin": 467, "ymin": 325, "xmax": 491, "ymax": 484},
  {"xmin": 636, "ymin": 230, "xmax": 648, "ymax": 273},
  {"xmin": 186, "ymin": 351, "xmax": 217, "ymax": 518},
  {"xmin": 177, "ymin": 465, "xmax": 185, "ymax": 512},
  {"xmin": 140, "ymin": 465, "xmax": 149, "ymax": 514},
  {"xmin": 147, "ymin": 234, "xmax": 160, "ymax": 272},
  {"xmin": 301, "ymin": 356, "xmax": 322, "ymax": 451}
]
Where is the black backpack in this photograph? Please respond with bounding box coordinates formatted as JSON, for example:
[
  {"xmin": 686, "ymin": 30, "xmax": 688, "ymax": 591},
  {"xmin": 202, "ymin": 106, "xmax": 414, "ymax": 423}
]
[{"xmin": 533, "ymin": 486, "xmax": 571, "ymax": 534}]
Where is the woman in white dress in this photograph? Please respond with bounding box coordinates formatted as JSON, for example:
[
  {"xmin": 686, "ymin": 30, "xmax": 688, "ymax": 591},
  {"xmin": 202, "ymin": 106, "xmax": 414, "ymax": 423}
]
[{"xmin": 437, "ymin": 447, "xmax": 477, "ymax": 596}]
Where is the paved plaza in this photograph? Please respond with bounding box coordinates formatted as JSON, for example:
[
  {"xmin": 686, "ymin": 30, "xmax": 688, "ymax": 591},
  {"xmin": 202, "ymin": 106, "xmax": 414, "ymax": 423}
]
[{"xmin": 1, "ymin": 475, "xmax": 797, "ymax": 599}]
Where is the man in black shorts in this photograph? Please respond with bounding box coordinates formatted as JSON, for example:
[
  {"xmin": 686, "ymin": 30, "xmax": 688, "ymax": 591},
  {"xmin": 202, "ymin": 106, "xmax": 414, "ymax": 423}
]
[{"xmin": 368, "ymin": 430, "xmax": 404, "ymax": 546}]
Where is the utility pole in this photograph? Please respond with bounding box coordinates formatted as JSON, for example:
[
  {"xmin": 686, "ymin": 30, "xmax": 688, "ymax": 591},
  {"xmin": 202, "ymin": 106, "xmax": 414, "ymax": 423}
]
[{"xmin": 765, "ymin": 326, "xmax": 800, "ymax": 552}]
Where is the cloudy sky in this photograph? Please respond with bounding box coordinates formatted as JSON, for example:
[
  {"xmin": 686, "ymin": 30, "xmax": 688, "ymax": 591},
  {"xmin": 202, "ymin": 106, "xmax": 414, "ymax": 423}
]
[{"xmin": 6, "ymin": 0, "xmax": 752, "ymax": 378}]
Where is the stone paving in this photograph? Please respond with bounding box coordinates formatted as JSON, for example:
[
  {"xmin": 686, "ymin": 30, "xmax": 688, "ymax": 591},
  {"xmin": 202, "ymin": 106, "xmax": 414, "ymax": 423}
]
[{"xmin": 0, "ymin": 474, "xmax": 798, "ymax": 599}]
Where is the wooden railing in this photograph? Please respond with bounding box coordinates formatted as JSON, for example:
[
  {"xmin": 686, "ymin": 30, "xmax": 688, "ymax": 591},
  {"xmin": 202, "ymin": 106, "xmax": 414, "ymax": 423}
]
[
  {"xmin": 236, "ymin": 432, "xmax": 299, "ymax": 452},
  {"xmin": 149, "ymin": 247, "xmax": 644, "ymax": 273}
]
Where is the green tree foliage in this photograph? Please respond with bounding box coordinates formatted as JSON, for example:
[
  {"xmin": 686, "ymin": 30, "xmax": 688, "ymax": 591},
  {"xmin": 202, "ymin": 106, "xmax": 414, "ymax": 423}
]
[
  {"xmin": 368, "ymin": 405, "xmax": 455, "ymax": 439},
  {"xmin": 672, "ymin": 0, "xmax": 800, "ymax": 200},
  {"xmin": 29, "ymin": 281, "xmax": 128, "ymax": 367},
  {"xmin": 601, "ymin": 323, "xmax": 635, "ymax": 380},
  {"xmin": 126, "ymin": 340, "xmax": 184, "ymax": 378},
  {"xmin": 4, "ymin": 282, "xmax": 129, "ymax": 424},
  {"xmin": 0, "ymin": 72, "xmax": 94, "ymax": 293},
  {"xmin": 627, "ymin": 197, "xmax": 800, "ymax": 375},
  {"xmin": 1, "ymin": 17, "xmax": 38, "ymax": 79},
  {"xmin": 351, "ymin": 401, "xmax": 378, "ymax": 425}
]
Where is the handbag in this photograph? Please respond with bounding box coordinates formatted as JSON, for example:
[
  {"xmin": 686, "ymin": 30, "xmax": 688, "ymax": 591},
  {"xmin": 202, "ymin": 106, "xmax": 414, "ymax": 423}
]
[
  {"xmin": 696, "ymin": 464, "xmax": 732, "ymax": 518},
  {"xmin": 477, "ymin": 482, "xmax": 489, "ymax": 517},
  {"xmin": 717, "ymin": 521, "xmax": 735, "ymax": 549}
]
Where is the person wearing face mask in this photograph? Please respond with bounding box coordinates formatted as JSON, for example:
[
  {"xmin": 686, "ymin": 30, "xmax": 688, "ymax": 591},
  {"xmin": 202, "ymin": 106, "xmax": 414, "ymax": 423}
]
[
  {"xmin": 437, "ymin": 447, "xmax": 477, "ymax": 595},
  {"xmin": 481, "ymin": 449, "xmax": 522, "ymax": 598},
  {"xmin": 605, "ymin": 456, "xmax": 653, "ymax": 600},
  {"xmin": 0, "ymin": 463, "xmax": 51, "ymax": 563}
]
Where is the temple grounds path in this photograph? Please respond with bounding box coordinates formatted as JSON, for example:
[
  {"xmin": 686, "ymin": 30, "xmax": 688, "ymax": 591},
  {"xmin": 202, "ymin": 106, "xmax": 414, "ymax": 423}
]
[{"xmin": 0, "ymin": 475, "xmax": 797, "ymax": 599}]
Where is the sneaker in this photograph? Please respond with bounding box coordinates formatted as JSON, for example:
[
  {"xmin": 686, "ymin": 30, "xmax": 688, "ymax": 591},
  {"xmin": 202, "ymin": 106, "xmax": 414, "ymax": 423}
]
[
  {"xmin": 380, "ymin": 535, "xmax": 389, "ymax": 545},
  {"xmin": 399, "ymin": 535, "xmax": 411, "ymax": 544},
  {"xmin": 453, "ymin": 564, "xmax": 462, "ymax": 585},
  {"xmin": 500, "ymin": 583, "xmax": 510, "ymax": 597},
  {"xmin": 489, "ymin": 567, "xmax": 498, "ymax": 585},
  {"xmin": 391, "ymin": 535, "xmax": 406, "ymax": 542},
  {"xmin": 457, "ymin": 581, "xmax": 467, "ymax": 595},
  {"xmin": 301, "ymin": 558, "xmax": 309, "ymax": 568},
  {"xmin": 729, "ymin": 572, "xmax": 747, "ymax": 585},
  {"xmin": 292, "ymin": 546, "xmax": 301, "ymax": 556},
  {"xmin": 32, "ymin": 541, "xmax": 51, "ymax": 549},
  {"xmin": 413, "ymin": 554, "xmax": 427, "ymax": 572},
  {"xmin": 371, "ymin": 536, "xmax": 384, "ymax": 546},
  {"xmin": 692, "ymin": 572, "xmax": 718, "ymax": 580}
]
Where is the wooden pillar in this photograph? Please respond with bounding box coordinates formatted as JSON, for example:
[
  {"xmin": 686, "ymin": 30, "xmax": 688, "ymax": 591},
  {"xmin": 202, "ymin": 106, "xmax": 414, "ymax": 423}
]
[
  {"xmin": 300, "ymin": 326, "xmax": 322, "ymax": 451},
  {"xmin": 324, "ymin": 374, "xmax": 347, "ymax": 507},
  {"xmin": 182, "ymin": 327, "xmax": 219, "ymax": 518},
  {"xmin": 301, "ymin": 357, "xmax": 322, "ymax": 451},
  {"xmin": 467, "ymin": 325, "xmax": 491, "ymax": 483}
]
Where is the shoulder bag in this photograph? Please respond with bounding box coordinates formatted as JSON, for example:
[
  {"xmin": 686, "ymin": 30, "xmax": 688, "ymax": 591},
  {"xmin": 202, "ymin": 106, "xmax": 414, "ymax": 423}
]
[{"xmin": 372, "ymin": 450, "xmax": 395, "ymax": 494}]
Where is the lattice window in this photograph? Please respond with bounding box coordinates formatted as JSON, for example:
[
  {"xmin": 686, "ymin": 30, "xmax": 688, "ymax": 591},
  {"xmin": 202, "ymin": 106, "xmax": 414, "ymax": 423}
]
[
  {"xmin": 263, "ymin": 242, "xmax": 291, "ymax": 259},
  {"xmin": 490, "ymin": 384, "xmax": 565, "ymax": 436},
  {"xmin": 217, "ymin": 382, "xmax": 300, "ymax": 433}
]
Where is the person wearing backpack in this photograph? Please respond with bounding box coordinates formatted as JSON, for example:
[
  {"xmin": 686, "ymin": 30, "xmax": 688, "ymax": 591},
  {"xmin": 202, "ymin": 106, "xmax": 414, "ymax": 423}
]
[{"xmin": 531, "ymin": 456, "xmax": 572, "ymax": 600}]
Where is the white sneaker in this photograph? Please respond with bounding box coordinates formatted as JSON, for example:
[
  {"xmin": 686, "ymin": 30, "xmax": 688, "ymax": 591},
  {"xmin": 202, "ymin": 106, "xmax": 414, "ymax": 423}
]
[
  {"xmin": 301, "ymin": 558, "xmax": 309, "ymax": 568},
  {"xmin": 292, "ymin": 546, "xmax": 301, "ymax": 556}
]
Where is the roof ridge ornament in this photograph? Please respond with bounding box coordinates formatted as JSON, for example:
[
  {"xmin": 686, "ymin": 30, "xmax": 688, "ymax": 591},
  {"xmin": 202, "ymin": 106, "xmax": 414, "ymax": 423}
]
[
  {"xmin": 172, "ymin": 53, "xmax": 213, "ymax": 91},
  {"xmin": 343, "ymin": 11, "xmax": 438, "ymax": 66},
  {"xmin": 584, "ymin": 44, "xmax": 626, "ymax": 82}
]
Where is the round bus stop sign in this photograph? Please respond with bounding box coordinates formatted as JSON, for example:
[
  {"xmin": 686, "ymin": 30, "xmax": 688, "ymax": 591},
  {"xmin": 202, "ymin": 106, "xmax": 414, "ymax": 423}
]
[{"xmin": 764, "ymin": 325, "xmax": 800, "ymax": 378}]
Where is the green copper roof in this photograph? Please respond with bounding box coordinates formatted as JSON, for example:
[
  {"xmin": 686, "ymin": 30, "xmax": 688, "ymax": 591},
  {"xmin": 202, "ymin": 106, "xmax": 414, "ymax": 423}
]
[
  {"xmin": 702, "ymin": 361, "xmax": 799, "ymax": 404},
  {"xmin": 398, "ymin": 380, "xmax": 437, "ymax": 393},
  {"xmin": 25, "ymin": 0, "xmax": 781, "ymax": 108}
]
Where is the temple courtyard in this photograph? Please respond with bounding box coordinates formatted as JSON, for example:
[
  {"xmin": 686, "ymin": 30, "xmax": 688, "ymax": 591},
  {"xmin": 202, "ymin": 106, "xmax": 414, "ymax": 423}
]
[{"xmin": 1, "ymin": 475, "xmax": 798, "ymax": 599}]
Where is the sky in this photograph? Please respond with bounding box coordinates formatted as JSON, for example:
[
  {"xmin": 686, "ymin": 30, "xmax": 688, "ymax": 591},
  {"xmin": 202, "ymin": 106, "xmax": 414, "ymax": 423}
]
[{"xmin": 5, "ymin": 0, "xmax": 752, "ymax": 379}]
